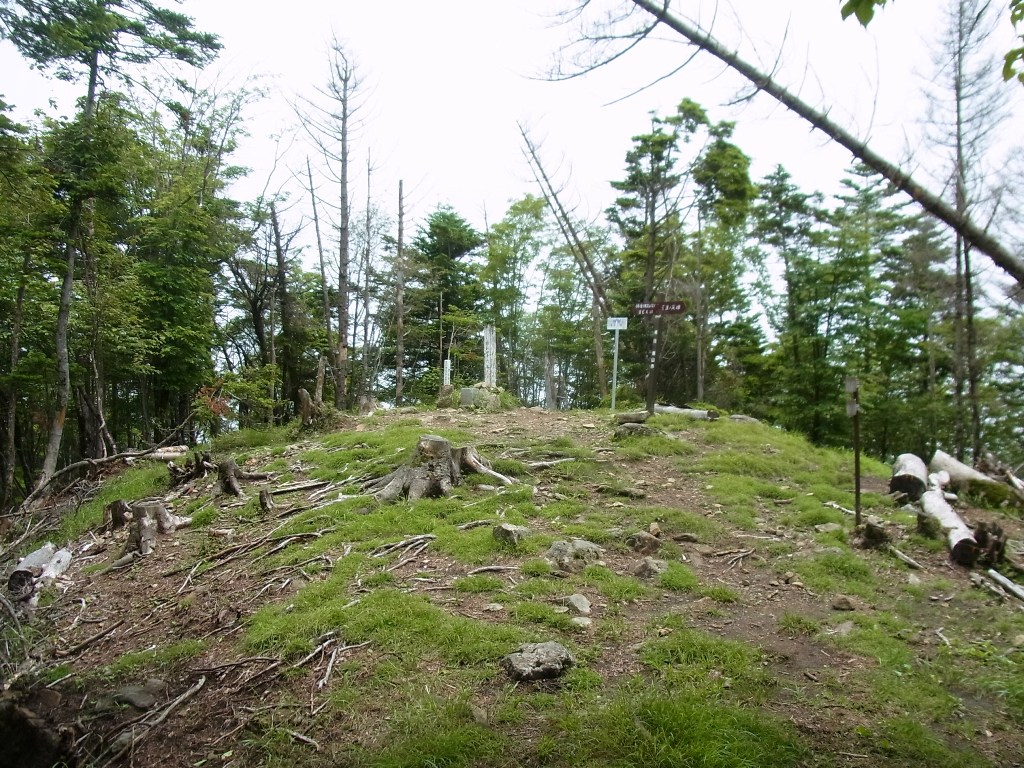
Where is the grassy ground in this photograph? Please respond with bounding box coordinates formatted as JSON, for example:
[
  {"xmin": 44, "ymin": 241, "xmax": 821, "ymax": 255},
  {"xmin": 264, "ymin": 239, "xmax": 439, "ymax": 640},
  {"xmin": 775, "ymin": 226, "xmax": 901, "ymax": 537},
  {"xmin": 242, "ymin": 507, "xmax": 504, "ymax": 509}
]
[{"xmin": 13, "ymin": 406, "xmax": 1024, "ymax": 767}]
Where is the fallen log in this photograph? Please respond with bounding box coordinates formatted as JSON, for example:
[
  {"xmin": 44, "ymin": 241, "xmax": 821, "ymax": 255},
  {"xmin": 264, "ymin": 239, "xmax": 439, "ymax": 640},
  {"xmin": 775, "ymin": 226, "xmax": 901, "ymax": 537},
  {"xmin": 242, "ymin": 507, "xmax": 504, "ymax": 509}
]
[
  {"xmin": 930, "ymin": 449, "xmax": 1024, "ymax": 509},
  {"xmin": 363, "ymin": 435, "xmax": 512, "ymax": 502},
  {"xmin": 987, "ymin": 569, "xmax": 1024, "ymax": 603},
  {"xmin": 653, "ymin": 405, "xmax": 719, "ymax": 420},
  {"xmin": 919, "ymin": 489, "xmax": 978, "ymax": 566},
  {"xmin": 890, "ymin": 453, "xmax": 928, "ymax": 502}
]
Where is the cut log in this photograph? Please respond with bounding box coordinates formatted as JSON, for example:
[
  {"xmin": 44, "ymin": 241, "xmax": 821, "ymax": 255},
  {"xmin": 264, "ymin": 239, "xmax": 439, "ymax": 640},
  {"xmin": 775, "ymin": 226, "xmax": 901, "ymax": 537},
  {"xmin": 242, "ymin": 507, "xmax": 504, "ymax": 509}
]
[
  {"xmin": 931, "ymin": 449, "xmax": 1000, "ymax": 486},
  {"xmin": 890, "ymin": 454, "xmax": 928, "ymax": 502},
  {"xmin": 653, "ymin": 405, "xmax": 719, "ymax": 420},
  {"xmin": 614, "ymin": 411, "xmax": 650, "ymax": 425},
  {"xmin": 919, "ymin": 489, "xmax": 978, "ymax": 566},
  {"xmin": 363, "ymin": 435, "xmax": 511, "ymax": 502}
]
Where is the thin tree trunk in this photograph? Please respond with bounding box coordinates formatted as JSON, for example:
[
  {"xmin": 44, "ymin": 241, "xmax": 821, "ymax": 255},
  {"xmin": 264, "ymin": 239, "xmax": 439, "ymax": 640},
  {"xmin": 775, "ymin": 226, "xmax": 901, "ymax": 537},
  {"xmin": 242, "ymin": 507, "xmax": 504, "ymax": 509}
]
[
  {"xmin": 307, "ymin": 156, "xmax": 335, "ymax": 396},
  {"xmin": 37, "ymin": 47, "xmax": 101, "ymax": 493},
  {"xmin": 362, "ymin": 154, "xmax": 373, "ymax": 398},
  {"xmin": 2, "ymin": 252, "xmax": 31, "ymax": 508},
  {"xmin": 395, "ymin": 180, "xmax": 406, "ymax": 405},
  {"xmin": 336, "ymin": 71, "xmax": 352, "ymax": 411},
  {"xmin": 37, "ymin": 236, "xmax": 77, "ymax": 491},
  {"xmin": 591, "ymin": 298, "xmax": 608, "ymax": 400}
]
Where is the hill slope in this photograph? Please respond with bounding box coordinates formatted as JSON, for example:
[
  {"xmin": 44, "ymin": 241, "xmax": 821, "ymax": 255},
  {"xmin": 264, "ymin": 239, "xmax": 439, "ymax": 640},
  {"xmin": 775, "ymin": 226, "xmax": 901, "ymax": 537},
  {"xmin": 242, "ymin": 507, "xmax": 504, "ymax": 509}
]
[{"xmin": 4, "ymin": 407, "xmax": 1024, "ymax": 767}]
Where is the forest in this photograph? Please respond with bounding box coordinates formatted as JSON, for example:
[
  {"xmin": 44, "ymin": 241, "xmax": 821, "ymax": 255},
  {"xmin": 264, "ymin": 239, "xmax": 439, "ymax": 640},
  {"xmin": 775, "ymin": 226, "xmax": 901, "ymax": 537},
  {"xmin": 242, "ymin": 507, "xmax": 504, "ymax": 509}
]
[{"xmin": 1, "ymin": 0, "xmax": 1023, "ymax": 514}]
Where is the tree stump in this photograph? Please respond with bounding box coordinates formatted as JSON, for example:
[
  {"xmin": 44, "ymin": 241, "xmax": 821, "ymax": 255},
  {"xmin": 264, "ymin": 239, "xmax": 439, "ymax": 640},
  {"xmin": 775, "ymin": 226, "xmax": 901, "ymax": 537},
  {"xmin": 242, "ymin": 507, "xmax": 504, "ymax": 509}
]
[
  {"xmin": 363, "ymin": 435, "xmax": 513, "ymax": 502},
  {"xmin": 217, "ymin": 457, "xmax": 269, "ymax": 496}
]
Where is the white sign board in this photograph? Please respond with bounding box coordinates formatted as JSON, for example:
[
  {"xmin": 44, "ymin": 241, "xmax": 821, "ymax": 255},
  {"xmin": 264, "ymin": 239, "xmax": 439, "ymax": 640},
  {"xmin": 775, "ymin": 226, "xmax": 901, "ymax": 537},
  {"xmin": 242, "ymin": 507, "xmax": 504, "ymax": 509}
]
[{"xmin": 607, "ymin": 317, "xmax": 628, "ymax": 331}]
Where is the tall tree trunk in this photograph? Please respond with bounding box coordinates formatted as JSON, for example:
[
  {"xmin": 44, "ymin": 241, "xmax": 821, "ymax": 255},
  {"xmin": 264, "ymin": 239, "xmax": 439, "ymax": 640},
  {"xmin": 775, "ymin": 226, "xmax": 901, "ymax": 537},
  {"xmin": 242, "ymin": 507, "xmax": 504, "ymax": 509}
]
[
  {"xmin": 361, "ymin": 155, "xmax": 373, "ymax": 399},
  {"xmin": 307, "ymin": 156, "xmax": 335, "ymax": 400},
  {"xmin": 271, "ymin": 203, "xmax": 298, "ymax": 414},
  {"xmin": 37, "ymin": 47, "xmax": 101, "ymax": 492},
  {"xmin": 591, "ymin": 298, "xmax": 608, "ymax": 400},
  {"xmin": 335, "ymin": 72, "xmax": 352, "ymax": 411},
  {"xmin": 2, "ymin": 252, "xmax": 31, "ymax": 509},
  {"xmin": 395, "ymin": 180, "xmax": 406, "ymax": 405}
]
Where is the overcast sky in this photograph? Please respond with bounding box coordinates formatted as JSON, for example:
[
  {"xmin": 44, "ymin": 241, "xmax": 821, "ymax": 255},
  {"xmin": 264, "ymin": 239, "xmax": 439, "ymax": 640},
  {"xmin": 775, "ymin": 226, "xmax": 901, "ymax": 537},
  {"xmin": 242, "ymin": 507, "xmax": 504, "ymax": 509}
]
[{"xmin": 2, "ymin": 0, "xmax": 1021, "ymax": 246}]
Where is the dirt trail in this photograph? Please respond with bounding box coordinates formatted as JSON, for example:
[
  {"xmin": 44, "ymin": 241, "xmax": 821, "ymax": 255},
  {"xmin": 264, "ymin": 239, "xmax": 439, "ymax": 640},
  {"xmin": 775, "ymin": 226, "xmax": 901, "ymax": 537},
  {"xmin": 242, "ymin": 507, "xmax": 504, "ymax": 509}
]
[{"xmin": 8, "ymin": 407, "xmax": 1024, "ymax": 767}]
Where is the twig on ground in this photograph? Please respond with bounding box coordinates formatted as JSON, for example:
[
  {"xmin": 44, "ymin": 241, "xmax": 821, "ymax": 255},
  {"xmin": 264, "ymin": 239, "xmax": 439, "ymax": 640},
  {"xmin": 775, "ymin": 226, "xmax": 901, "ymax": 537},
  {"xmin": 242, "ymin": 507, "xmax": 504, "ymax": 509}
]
[
  {"xmin": 466, "ymin": 565, "xmax": 519, "ymax": 576},
  {"xmin": 55, "ymin": 619, "xmax": 125, "ymax": 658},
  {"xmin": 887, "ymin": 545, "xmax": 924, "ymax": 571}
]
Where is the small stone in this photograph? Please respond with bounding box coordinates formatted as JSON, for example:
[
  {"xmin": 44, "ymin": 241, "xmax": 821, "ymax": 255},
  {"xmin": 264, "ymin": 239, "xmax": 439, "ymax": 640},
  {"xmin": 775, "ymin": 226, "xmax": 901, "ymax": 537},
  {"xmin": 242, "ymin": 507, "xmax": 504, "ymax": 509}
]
[
  {"xmin": 471, "ymin": 705, "xmax": 488, "ymax": 725},
  {"xmin": 553, "ymin": 606, "xmax": 570, "ymax": 614},
  {"xmin": 1012, "ymin": 634, "xmax": 1024, "ymax": 647},
  {"xmin": 483, "ymin": 603, "xmax": 504, "ymax": 612},
  {"xmin": 783, "ymin": 571, "xmax": 797, "ymax": 583},
  {"xmin": 648, "ymin": 522, "xmax": 662, "ymax": 537},
  {"xmin": 560, "ymin": 594, "xmax": 592, "ymax": 616},
  {"xmin": 790, "ymin": 581, "xmax": 804, "ymax": 589},
  {"xmin": 113, "ymin": 685, "xmax": 158, "ymax": 710},
  {"xmin": 634, "ymin": 557, "xmax": 669, "ymax": 579},
  {"xmin": 544, "ymin": 539, "xmax": 604, "ymax": 570},
  {"xmin": 493, "ymin": 523, "xmax": 531, "ymax": 547},
  {"xmin": 570, "ymin": 617, "xmax": 593, "ymax": 628},
  {"xmin": 832, "ymin": 595, "xmax": 857, "ymax": 612},
  {"xmin": 626, "ymin": 531, "xmax": 662, "ymax": 555},
  {"xmin": 814, "ymin": 523, "xmax": 844, "ymax": 534},
  {"xmin": 500, "ymin": 641, "xmax": 575, "ymax": 681},
  {"xmin": 768, "ymin": 580, "xmax": 781, "ymax": 587},
  {"xmin": 832, "ymin": 620, "xmax": 855, "ymax": 637},
  {"xmin": 673, "ymin": 532, "xmax": 699, "ymax": 543},
  {"xmin": 907, "ymin": 574, "xmax": 922, "ymax": 585}
]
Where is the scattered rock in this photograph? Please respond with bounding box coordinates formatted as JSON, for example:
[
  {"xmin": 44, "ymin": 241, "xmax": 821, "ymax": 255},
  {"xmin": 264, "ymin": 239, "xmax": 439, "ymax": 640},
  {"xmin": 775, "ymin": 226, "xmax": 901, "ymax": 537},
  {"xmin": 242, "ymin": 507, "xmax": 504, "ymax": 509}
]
[
  {"xmin": 570, "ymin": 617, "xmax": 593, "ymax": 628},
  {"xmin": 471, "ymin": 704, "xmax": 488, "ymax": 725},
  {"xmin": 626, "ymin": 531, "xmax": 661, "ymax": 555},
  {"xmin": 113, "ymin": 684, "xmax": 158, "ymax": 710},
  {"xmin": 614, "ymin": 423, "xmax": 659, "ymax": 439},
  {"xmin": 832, "ymin": 620, "xmax": 856, "ymax": 637},
  {"xmin": 831, "ymin": 595, "xmax": 858, "ymax": 612},
  {"xmin": 483, "ymin": 603, "xmax": 504, "ymax": 612},
  {"xmin": 648, "ymin": 522, "xmax": 662, "ymax": 537},
  {"xmin": 545, "ymin": 539, "xmax": 604, "ymax": 570},
  {"xmin": 634, "ymin": 557, "xmax": 669, "ymax": 578},
  {"xmin": 500, "ymin": 641, "xmax": 575, "ymax": 681},
  {"xmin": 493, "ymin": 523, "xmax": 531, "ymax": 547},
  {"xmin": 559, "ymin": 594, "xmax": 592, "ymax": 616},
  {"xmin": 907, "ymin": 574, "xmax": 922, "ymax": 586},
  {"xmin": 673, "ymin": 532, "xmax": 699, "ymax": 543},
  {"xmin": 814, "ymin": 523, "xmax": 844, "ymax": 534}
]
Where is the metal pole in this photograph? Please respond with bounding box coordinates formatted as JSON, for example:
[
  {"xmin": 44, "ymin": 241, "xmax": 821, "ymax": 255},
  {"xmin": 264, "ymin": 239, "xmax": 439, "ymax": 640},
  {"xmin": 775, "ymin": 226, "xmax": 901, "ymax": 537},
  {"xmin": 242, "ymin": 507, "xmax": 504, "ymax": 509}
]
[{"xmin": 611, "ymin": 328, "xmax": 620, "ymax": 412}]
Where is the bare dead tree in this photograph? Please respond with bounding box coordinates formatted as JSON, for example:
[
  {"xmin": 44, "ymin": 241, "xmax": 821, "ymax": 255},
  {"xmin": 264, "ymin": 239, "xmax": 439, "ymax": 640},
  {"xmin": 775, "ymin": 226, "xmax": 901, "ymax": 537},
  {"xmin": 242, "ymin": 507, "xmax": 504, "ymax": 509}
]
[
  {"xmin": 558, "ymin": 0, "xmax": 1024, "ymax": 289},
  {"xmin": 518, "ymin": 124, "xmax": 609, "ymax": 399},
  {"xmin": 294, "ymin": 39, "xmax": 366, "ymax": 411}
]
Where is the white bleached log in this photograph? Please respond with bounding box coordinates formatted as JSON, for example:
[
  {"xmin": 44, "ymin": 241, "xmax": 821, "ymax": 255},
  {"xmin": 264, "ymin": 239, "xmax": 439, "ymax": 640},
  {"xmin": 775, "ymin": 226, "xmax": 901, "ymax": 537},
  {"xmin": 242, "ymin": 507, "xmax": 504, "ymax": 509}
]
[
  {"xmin": 890, "ymin": 454, "xmax": 928, "ymax": 501},
  {"xmin": 919, "ymin": 490, "xmax": 977, "ymax": 566}
]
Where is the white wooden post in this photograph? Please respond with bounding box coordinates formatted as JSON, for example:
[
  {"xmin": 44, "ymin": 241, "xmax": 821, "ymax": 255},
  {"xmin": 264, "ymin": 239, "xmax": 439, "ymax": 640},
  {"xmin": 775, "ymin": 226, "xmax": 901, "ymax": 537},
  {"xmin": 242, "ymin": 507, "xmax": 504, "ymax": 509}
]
[{"xmin": 483, "ymin": 325, "xmax": 497, "ymax": 388}]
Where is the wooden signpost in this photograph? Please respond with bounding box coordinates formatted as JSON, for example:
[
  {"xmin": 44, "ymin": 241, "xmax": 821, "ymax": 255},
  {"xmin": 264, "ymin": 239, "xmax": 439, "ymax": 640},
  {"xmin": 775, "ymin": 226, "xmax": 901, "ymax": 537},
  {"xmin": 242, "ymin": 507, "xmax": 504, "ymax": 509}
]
[{"xmin": 631, "ymin": 302, "xmax": 686, "ymax": 413}]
